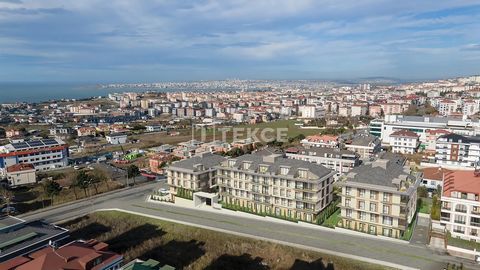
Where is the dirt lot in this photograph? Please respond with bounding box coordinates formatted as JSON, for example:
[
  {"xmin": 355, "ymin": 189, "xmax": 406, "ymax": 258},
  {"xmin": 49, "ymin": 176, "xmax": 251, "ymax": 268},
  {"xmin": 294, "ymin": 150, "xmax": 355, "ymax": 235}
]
[{"xmin": 60, "ymin": 211, "xmax": 390, "ymax": 270}]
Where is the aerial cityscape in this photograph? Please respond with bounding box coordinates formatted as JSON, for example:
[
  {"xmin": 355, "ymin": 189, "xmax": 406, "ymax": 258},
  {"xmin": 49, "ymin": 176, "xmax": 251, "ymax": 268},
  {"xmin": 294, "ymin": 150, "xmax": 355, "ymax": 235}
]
[{"xmin": 1, "ymin": 1, "xmax": 480, "ymax": 270}]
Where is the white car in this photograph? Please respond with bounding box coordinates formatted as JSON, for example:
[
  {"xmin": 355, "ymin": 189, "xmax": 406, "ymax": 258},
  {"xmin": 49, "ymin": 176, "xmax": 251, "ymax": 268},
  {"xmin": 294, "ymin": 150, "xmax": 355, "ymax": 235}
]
[{"xmin": 74, "ymin": 166, "xmax": 80, "ymax": 170}]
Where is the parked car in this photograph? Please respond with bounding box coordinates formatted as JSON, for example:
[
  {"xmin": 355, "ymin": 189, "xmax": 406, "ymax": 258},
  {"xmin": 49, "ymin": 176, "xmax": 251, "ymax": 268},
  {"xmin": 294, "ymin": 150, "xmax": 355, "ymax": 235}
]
[{"xmin": 1, "ymin": 206, "xmax": 17, "ymax": 214}]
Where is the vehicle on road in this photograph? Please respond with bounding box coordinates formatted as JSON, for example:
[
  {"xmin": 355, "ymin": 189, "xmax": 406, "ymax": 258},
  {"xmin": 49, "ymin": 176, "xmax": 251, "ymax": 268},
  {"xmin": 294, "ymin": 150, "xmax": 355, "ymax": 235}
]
[{"xmin": 1, "ymin": 206, "xmax": 17, "ymax": 214}]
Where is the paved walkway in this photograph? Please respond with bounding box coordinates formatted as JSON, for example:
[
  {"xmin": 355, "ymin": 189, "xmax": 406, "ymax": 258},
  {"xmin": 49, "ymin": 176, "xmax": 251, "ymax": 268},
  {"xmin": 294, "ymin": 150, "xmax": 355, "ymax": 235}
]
[{"xmin": 410, "ymin": 214, "xmax": 430, "ymax": 246}]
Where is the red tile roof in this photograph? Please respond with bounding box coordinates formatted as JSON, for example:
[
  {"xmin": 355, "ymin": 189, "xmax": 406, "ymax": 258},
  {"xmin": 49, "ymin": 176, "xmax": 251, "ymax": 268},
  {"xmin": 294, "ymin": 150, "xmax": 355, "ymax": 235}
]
[
  {"xmin": 1, "ymin": 240, "xmax": 122, "ymax": 270},
  {"xmin": 422, "ymin": 167, "xmax": 448, "ymax": 181},
  {"xmin": 390, "ymin": 130, "xmax": 419, "ymax": 138},
  {"xmin": 6, "ymin": 163, "xmax": 35, "ymax": 173},
  {"xmin": 443, "ymin": 170, "xmax": 480, "ymax": 198}
]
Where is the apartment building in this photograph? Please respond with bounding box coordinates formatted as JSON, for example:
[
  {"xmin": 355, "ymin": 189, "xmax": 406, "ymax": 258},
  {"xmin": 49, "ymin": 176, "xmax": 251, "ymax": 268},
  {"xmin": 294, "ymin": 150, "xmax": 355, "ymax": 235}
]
[
  {"xmin": 438, "ymin": 99, "xmax": 458, "ymax": 116},
  {"xmin": 167, "ymin": 153, "xmax": 226, "ymax": 197},
  {"xmin": 440, "ymin": 170, "xmax": 480, "ymax": 242},
  {"xmin": 390, "ymin": 130, "xmax": 419, "ymax": 154},
  {"xmin": 370, "ymin": 115, "xmax": 480, "ymax": 146},
  {"xmin": 421, "ymin": 167, "xmax": 447, "ymax": 191},
  {"xmin": 285, "ymin": 146, "xmax": 360, "ymax": 178},
  {"xmin": 298, "ymin": 105, "xmax": 325, "ymax": 119},
  {"xmin": 344, "ymin": 134, "xmax": 381, "ymax": 159},
  {"xmin": 338, "ymin": 153, "xmax": 421, "ymax": 238},
  {"xmin": 215, "ymin": 153, "xmax": 336, "ymax": 222},
  {"xmin": 0, "ymin": 139, "xmax": 69, "ymax": 178},
  {"xmin": 435, "ymin": 133, "xmax": 480, "ymax": 168}
]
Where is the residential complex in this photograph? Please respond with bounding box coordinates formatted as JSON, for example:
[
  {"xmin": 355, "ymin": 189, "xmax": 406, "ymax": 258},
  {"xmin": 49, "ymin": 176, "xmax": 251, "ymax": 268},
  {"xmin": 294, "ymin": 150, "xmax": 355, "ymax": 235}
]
[
  {"xmin": 440, "ymin": 170, "xmax": 480, "ymax": 242},
  {"xmin": 338, "ymin": 153, "xmax": 421, "ymax": 238},
  {"xmin": 215, "ymin": 152, "xmax": 336, "ymax": 222}
]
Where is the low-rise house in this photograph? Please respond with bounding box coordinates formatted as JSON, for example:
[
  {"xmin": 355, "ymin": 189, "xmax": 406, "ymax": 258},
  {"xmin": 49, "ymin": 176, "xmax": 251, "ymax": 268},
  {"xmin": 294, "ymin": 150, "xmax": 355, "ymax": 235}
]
[
  {"xmin": 285, "ymin": 146, "xmax": 359, "ymax": 179},
  {"xmin": 440, "ymin": 170, "xmax": 480, "ymax": 242},
  {"xmin": 337, "ymin": 153, "xmax": 422, "ymax": 238},
  {"xmin": 421, "ymin": 167, "xmax": 447, "ymax": 191},
  {"xmin": 344, "ymin": 134, "xmax": 381, "ymax": 159},
  {"xmin": 76, "ymin": 127, "xmax": 97, "ymax": 137},
  {"xmin": 6, "ymin": 163, "xmax": 36, "ymax": 187},
  {"xmin": 216, "ymin": 152, "xmax": 336, "ymax": 222},
  {"xmin": 390, "ymin": 130, "xmax": 419, "ymax": 154},
  {"xmin": 105, "ymin": 133, "xmax": 127, "ymax": 145},
  {"xmin": 167, "ymin": 153, "xmax": 226, "ymax": 198},
  {"xmin": 301, "ymin": 135, "xmax": 339, "ymax": 148},
  {"xmin": 145, "ymin": 125, "xmax": 165, "ymax": 133},
  {"xmin": 0, "ymin": 239, "xmax": 123, "ymax": 270}
]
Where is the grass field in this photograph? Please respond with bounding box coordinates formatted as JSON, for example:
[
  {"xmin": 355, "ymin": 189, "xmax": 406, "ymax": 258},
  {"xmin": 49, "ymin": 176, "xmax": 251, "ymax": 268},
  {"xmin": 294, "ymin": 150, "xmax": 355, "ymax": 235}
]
[
  {"xmin": 322, "ymin": 209, "xmax": 342, "ymax": 228},
  {"xmin": 60, "ymin": 211, "xmax": 391, "ymax": 270},
  {"xmin": 418, "ymin": 198, "xmax": 432, "ymax": 214}
]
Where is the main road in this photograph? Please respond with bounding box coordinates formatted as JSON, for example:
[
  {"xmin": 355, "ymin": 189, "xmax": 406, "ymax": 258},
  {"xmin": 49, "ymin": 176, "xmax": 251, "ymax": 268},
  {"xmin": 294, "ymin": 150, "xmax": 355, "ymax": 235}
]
[{"xmin": 19, "ymin": 182, "xmax": 474, "ymax": 270}]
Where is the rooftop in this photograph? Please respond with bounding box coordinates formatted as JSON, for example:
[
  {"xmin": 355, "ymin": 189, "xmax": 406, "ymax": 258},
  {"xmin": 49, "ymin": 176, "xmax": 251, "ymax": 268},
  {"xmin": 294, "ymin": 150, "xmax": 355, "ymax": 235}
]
[
  {"xmin": 347, "ymin": 134, "xmax": 380, "ymax": 147},
  {"xmin": 422, "ymin": 167, "xmax": 448, "ymax": 181},
  {"xmin": 223, "ymin": 152, "xmax": 333, "ymax": 179},
  {"xmin": 2, "ymin": 138, "xmax": 65, "ymax": 152},
  {"xmin": 286, "ymin": 146, "xmax": 358, "ymax": 159},
  {"xmin": 343, "ymin": 152, "xmax": 419, "ymax": 192},
  {"xmin": 168, "ymin": 152, "xmax": 225, "ymax": 172},
  {"xmin": 443, "ymin": 170, "xmax": 480, "ymax": 198},
  {"xmin": 6, "ymin": 163, "xmax": 35, "ymax": 173}
]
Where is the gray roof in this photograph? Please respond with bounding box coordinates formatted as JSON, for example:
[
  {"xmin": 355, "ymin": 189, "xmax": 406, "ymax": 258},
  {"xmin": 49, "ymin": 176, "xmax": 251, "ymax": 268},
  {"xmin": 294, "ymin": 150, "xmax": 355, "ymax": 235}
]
[
  {"xmin": 349, "ymin": 134, "xmax": 380, "ymax": 147},
  {"xmin": 169, "ymin": 152, "xmax": 226, "ymax": 172},
  {"xmin": 224, "ymin": 152, "xmax": 333, "ymax": 179},
  {"xmin": 344, "ymin": 152, "xmax": 416, "ymax": 189},
  {"xmin": 288, "ymin": 146, "xmax": 358, "ymax": 159}
]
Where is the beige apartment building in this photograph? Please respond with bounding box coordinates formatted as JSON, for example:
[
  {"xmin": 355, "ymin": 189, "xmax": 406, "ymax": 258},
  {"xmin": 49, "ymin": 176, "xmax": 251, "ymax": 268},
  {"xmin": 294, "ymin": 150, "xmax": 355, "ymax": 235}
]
[
  {"xmin": 215, "ymin": 152, "xmax": 336, "ymax": 222},
  {"xmin": 167, "ymin": 153, "xmax": 226, "ymax": 197},
  {"xmin": 337, "ymin": 153, "xmax": 421, "ymax": 238}
]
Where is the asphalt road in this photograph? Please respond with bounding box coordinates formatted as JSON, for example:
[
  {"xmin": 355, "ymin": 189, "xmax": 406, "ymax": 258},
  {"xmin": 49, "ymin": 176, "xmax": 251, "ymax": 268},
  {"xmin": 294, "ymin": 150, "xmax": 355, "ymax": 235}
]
[{"xmin": 19, "ymin": 182, "xmax": 476, "ymax": 270}]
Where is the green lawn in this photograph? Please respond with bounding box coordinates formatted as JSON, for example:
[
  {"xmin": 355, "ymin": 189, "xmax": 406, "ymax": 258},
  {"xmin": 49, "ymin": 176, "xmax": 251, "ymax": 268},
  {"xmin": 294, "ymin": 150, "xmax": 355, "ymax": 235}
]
[
  {"xmin": 418, "ymin": 198, "xmax": 432, "ymax": 214},
  {"xmin": 447, "ymin": 233, "xmax": 480, "ymax": 251},
  {"xmin": 322, "ymin": 209, "xmax": 342, "ymax": 228}
]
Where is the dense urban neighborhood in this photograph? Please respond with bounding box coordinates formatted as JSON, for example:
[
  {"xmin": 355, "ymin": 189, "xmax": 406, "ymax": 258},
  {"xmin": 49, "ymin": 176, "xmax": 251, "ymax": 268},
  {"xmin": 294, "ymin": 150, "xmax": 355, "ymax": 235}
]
[{"xmin": 1, "ymin": 76, "xmax": 480, "ymax": 269}]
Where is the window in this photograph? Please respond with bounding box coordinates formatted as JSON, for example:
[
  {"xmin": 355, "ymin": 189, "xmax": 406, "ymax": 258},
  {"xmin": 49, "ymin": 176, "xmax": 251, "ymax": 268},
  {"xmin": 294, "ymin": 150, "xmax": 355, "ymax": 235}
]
[
  {"xmin": 370, "ymin": 214, "xmax": 377, "ymax": 223},
  {"xmin": 359, "ymin": 189, "xmax": 365, "ymax": 198},
  {"xmin": 370, "ymin": 191, "xmax": 377, "ymax": 200},
  {"xmin": 280, "ymin": 166, "xmax": 290, "ymax": 175},
  {"xmin": 345, "ymin": 187, "xmax": 351, "ymax": 196},
  {"xmin": 259, "ymin": 165, "xmax": 268, "ymax": 173},
  {"xmin": 382, "ymin": 216, "xmax": 393, "ymax": 225},
  {"xmin": 346, "ymin": 209, "xmax": 352, "ymax": 218},
  {"xmin": 359, "ymin": 201, "xmax": 365, "ymax": 210},
  {"xmin": 345, "ymin": 198, "xmax": 351, "ymax": 207},
  {"xmin": 243, "ymin": 162, "xmax": 251, "ymax": 170},
  {"xmin": 298, "ymin": 169, "xmax": 308, "ymax": 178},
  {"xmin": 383, "ymin": 193, "xmax": 391, "ymax": 202},
  {"xmin": 383, "ymin": 205, "xmax": 390, "ymax": 214},
  {"xmin": 359, "ymin": 211, "xmax": 366, "ymax": 220},
  {"xmin": 370, "ymin": 203, "xmax": 377, "ymax": 212}
]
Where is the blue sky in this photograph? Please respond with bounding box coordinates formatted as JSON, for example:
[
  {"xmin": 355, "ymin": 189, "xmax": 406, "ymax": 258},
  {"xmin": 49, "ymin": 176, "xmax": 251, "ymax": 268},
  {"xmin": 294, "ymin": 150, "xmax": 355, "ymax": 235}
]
[{"xmin": 0, "ymin": 0, "xmax": 479, "ymax": 82}]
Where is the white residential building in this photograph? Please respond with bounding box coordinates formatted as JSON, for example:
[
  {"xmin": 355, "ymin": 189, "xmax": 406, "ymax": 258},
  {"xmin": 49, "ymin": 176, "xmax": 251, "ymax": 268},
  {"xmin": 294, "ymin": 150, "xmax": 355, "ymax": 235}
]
[
  {"xmin": 435, "ymin": 134, "xmax": 480, "ymax": 168},
  {"xmin": 298, "ymin": 105, "xmax": 325, "ymax": 119},
  {"xmin": 390, "ymin": 130, "xmax": 419, "ymax": 154},
  {"xmin": 106, "ymin": 133, "xmax": 127, "ymax": 145},
  {"xmin": 441, "ymin": 170, "xmax": 480, "ymax": 242}
]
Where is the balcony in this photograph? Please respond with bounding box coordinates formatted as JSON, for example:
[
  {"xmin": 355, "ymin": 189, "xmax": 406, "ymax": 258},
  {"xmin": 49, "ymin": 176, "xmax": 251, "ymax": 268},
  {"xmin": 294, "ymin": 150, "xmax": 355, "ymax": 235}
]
[
  {"xmin": 441, "ymin": 217, "xmax": 450, "ymax": 222},
  {"xmin": 455, "ymin": 208, "xmax": 467, "ymax": 213},
  {"xmin": 454, "ymin": 220, "xmax": 466, "ymax": 225},
  {"xmin": 471, "ymin": 222, "xmax": 480, "ymax": 227}
]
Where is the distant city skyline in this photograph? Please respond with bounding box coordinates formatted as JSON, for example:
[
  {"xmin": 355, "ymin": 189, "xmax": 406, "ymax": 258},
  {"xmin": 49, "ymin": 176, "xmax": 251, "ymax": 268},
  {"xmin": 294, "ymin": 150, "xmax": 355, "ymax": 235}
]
[{"xmin": 0, "ymin": 1, "xmax": 479, "ymax": 82}]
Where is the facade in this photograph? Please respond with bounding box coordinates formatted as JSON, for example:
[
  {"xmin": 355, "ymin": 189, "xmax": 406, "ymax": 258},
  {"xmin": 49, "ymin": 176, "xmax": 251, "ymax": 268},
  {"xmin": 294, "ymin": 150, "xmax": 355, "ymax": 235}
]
[
  {"xmin": 435, "ymin": 133, "xmax": 480, "ymax": 168},
  {"xmin": 215, "ymin": 153, "xmax": 336, "ymax": 222},
  {"xmin": 438, "ymin": 99, "xmax": 458, "ymax": 116},
  {"xmin": 105, "ymin": 133, "xmax": 127, "ymax": 145},
  {"xmin": 338, "ymin": 153, "xmax": 422, "ymax": 238},
  {"xmin": 370, "ymin": 115, "xmax": 480, "ymax": 146},
  {"xmin": 0, "ymin": 139, "xmax": 69, "ymax": 178},
  {"xmin": 285, "ymin": 146, "xmax": 359, "ymax": 179},
  {"xmin": 298, "ymin": 105, "xmax": 325, "ymax": 119},
  {"xmin": 440, "ymin": 170, "xmax": 480, "ymax": 242},
  {"xmin": 0, "ymin": 216, "xmax": 69, "ymax": 263},
  {"xmin": 344, "ymin": 134, "xmax": 381, "ymax": 159},
  {"xmin": 167, "ymin": 153, "xmax": 226, "ymax": 197},
  {"xmin": 0, "ymin": 239, "xmax": 123, "ymax": 270},
  {"xmin": 390, "ymin": 130, "xmax": 419, "ymax": 154},
  {"xmin": 6, "ymin": 163, "xmax": 36, "ymax": 187}
]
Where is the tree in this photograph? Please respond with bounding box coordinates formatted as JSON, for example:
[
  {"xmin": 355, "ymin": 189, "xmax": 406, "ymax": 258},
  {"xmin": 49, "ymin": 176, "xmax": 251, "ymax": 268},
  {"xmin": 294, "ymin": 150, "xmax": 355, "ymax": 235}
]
[
  {"xmin": 43, "ymin": 180, "xmax": 62, "ymax": 205},
  {"xmin": 127, "ymin": 165, "xmax": 140, "ymax": 186},
  {"xmin": 74, "ymin": 171, "xmax": 91, "ymax": 197},
  {"xmin": 90, "ymin": 168, "xmax": 108, "ymax": 192},
  {"xmin": 417, "ymin": 186, "xmax": 428, "ymax": 198},
  {"xmin": 0, "ymin": 185, "xmax": 13, "ymax": 212}
]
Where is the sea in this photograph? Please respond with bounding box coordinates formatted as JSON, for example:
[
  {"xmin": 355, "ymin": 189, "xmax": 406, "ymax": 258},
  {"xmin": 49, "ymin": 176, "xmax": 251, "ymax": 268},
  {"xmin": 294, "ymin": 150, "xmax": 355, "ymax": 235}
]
[{"xmin": 0, "ymin": 82, "xmax": 168, "ymax": 103}]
